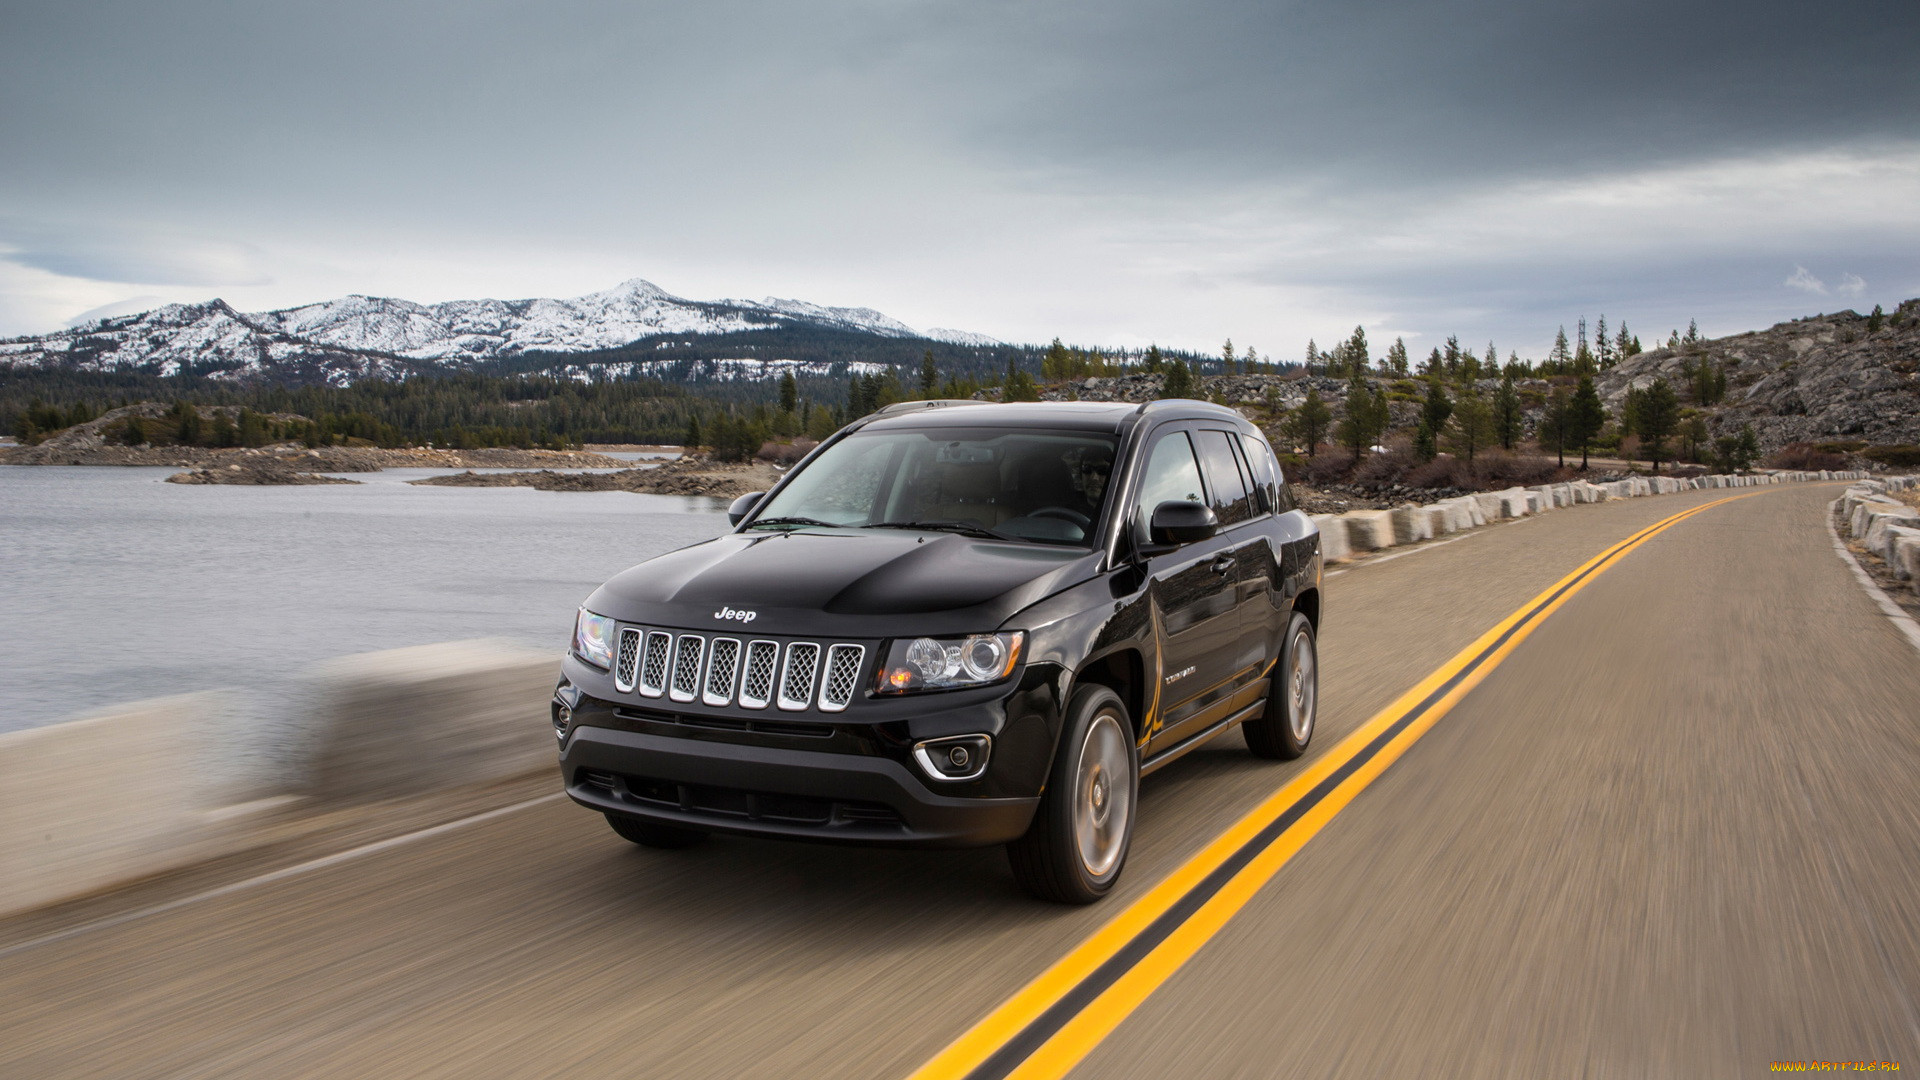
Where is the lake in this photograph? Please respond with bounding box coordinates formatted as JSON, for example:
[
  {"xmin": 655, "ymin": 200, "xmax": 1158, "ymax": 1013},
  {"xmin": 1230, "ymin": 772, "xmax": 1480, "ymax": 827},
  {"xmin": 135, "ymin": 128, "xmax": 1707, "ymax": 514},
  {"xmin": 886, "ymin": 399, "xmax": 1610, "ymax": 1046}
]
[{"xmin": 0, "ymin": 465, "xmax": 732, "ymax": 749}]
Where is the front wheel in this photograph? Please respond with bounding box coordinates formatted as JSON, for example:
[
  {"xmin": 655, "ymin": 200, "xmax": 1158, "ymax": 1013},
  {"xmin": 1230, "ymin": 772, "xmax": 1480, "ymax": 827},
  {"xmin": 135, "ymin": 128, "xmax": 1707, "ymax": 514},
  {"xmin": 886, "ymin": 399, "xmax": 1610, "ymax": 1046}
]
[
  {"xmin": 1244, "ymin": 610, "xmax": 1317, "ymax": 760},
  {"xmin": 1007, "ymin": 685, "xmax": 1137, "ymax": 903}
]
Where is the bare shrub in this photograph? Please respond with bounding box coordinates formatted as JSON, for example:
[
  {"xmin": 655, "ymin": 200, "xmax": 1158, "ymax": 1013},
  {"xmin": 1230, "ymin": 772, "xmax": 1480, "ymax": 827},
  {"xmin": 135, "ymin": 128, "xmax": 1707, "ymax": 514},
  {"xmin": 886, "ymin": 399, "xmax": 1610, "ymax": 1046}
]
[
  {"xmin": 1474, "ymin": 451, "xmax": 1562, "ymax": 487},
  {"xmin": 756, "ymin": 439, "xmax": 819, "ymax": 465},
  {"xmin": 1407, "ymin": 455, "xmax": 1471, "ymax": 489},
  {"xmin": 1302, "ymin": 450, "xmax": 1355, "ymax": 486},
  {"xmin": 1352, "ymin": 449, "xmax": 1417, "ymax": 487},
  {"xmin": 1766, "ymin": 442, "xmax": 1848, "ymax": 471}
]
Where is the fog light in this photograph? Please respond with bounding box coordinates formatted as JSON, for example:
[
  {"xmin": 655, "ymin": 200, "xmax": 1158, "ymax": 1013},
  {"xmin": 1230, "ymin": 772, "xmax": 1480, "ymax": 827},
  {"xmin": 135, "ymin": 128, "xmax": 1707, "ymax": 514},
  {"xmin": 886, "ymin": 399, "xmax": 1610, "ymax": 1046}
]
[
  {"xmin": 553, "ymin": 701, "xmax": 573, "ymax": 743},
  {"xmin": 913, "ymin": 734, "xmax": 991, "ymax": 781}
]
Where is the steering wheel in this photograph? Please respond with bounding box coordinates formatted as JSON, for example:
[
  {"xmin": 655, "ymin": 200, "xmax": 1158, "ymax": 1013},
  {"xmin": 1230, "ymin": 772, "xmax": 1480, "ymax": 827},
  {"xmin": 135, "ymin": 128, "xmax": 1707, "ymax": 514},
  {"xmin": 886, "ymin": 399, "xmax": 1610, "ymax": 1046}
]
[{"xmin": 1031, "ymin": 506, "xmax": 1092, "ymax": 530}]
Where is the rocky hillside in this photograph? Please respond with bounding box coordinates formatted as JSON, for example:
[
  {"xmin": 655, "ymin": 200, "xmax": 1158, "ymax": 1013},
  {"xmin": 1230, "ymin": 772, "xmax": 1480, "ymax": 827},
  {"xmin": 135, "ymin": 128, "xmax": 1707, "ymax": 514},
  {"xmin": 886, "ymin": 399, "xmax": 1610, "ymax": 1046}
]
[{"xmin": 1597, "ymin": 299, "xmax": 1920, "ymax": 451}]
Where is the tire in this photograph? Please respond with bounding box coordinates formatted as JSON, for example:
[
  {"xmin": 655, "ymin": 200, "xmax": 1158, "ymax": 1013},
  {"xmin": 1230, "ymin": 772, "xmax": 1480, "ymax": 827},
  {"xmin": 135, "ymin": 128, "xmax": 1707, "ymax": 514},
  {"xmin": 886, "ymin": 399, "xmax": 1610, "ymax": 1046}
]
[
  {"xmin": 605, "ymin": 812, "xmax": 707, "ymax": 849},
  {"xmin": 1244, "ymin": 610, "xmax": 1317, "ymax": 761},
  {"xmin": 1007, "ymin": 685, "xmax": 1137, "ymax": 904}
]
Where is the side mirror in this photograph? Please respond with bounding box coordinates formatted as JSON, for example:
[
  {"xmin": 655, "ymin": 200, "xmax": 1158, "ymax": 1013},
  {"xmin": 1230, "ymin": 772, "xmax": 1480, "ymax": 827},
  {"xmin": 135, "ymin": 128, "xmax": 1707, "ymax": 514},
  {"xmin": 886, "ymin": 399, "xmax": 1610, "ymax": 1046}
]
[
  {"xmin": 1141, "ymin": 500, "xmax": 1218, "ymax": 556},
  {"xmin": 727, "ymin": 491, "xmax": 766, "ymax": 527}
]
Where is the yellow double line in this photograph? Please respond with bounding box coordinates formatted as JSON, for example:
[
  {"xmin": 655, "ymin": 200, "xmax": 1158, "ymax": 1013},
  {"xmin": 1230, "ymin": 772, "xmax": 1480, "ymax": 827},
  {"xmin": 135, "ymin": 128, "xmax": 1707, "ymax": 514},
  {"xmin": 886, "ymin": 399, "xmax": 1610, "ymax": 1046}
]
[{"xmin": 909, "ymin": 493, "xmax": 1755, "ymax": 1080}]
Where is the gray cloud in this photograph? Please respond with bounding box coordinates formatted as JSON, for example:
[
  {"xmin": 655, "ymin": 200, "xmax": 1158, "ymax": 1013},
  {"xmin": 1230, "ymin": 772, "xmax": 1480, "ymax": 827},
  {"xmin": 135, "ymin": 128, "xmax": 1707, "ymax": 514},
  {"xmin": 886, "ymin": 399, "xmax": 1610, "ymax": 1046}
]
[{"xmin": 0, "ymin": 0, "xmax": 1915, "ymax": 348}]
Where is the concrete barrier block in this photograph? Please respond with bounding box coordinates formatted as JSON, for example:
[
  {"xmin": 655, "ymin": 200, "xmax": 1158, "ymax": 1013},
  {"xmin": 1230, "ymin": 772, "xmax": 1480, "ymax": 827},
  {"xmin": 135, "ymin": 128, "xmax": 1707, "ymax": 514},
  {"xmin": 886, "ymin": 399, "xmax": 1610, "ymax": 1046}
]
[
  {"xmin": 1893, "ymin": 535, "xmax": 1920, "ymax": 582},
  {"xmin": 1853, "ymin": 497, "xmax": 1908, "ymax": 537},
  {"xmin": 0, "ymin": 693, "xmax": 234, "ymax": 917},
  {"xmin": 1866, "ymin": 517, "xmax": 1920, "ymax": 562},
  {"xmin": 1390, "ymin": 505, "xmax": 1434, "ymax": 545},
  {"xmin": 1342, "ymin": 510, "xmax": 1396, "ymax": 552},
  {"xmin": 1420, "ymin": 504, "xmax": 1455, "ymax": 536},
  {"xmin": 1310, "ymin": 515, "xmax": 1352, "ymax": 562},
  {"xmin": 305, "ymin": 640, "xmax": 560, "ymax": 803}
]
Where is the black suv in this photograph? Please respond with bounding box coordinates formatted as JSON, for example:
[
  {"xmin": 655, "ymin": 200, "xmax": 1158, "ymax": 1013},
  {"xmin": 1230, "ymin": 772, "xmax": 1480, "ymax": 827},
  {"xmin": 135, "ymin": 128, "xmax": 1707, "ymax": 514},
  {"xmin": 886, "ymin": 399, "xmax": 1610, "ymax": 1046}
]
[{"xmin": 555, "ymin": 399, "xmax": 1323, "ymax": 902}]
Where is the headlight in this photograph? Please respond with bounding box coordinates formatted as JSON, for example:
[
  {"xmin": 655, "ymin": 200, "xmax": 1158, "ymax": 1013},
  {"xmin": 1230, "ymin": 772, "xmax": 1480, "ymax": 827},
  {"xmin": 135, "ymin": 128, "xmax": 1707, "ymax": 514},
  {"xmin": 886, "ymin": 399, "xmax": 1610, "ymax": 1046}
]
[
  {"xmin": 876, "ymin": 632, "xmax": 1025, "ymax": 694},
  {"xmin": 572, "ymin": 608, "xmax": 616, "ymax": 670}
]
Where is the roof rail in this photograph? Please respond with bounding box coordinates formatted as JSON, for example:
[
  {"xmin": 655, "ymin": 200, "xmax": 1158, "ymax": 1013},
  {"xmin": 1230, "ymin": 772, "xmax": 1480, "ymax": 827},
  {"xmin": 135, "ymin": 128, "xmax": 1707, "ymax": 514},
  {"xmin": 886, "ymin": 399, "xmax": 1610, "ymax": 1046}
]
[
  {"xmin": 1134, "ymin": 397, "xmax": 1238, "ymax": 415},
  {"xmin": 870, "ymin": 399, "xmax": 987, "ymax": 417}
]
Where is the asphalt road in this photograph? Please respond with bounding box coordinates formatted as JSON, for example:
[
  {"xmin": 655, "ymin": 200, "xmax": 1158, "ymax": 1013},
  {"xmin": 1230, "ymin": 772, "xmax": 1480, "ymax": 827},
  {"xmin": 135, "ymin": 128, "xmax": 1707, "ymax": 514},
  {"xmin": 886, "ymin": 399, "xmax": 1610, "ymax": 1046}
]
[{"xmin": 5, "ymin": 483, "xmax": 1916, "ymax": 1078}]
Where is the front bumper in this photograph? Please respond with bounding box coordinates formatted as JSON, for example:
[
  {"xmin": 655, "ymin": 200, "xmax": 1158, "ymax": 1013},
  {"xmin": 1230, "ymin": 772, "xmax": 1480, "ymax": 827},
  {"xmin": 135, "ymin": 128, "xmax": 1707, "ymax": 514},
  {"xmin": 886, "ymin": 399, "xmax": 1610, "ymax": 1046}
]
[{"xmin": 561, "ymin": 725, "xmax": 1039, "ymax": 847}]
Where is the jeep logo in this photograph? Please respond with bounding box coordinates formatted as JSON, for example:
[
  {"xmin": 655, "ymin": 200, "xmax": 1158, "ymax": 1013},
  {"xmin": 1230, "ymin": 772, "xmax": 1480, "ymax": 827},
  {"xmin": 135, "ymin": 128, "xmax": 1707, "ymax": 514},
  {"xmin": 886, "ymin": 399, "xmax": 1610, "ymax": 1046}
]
[{"xmin": 714, "ymin": 606, "xmax": 758, "ymax": 624}]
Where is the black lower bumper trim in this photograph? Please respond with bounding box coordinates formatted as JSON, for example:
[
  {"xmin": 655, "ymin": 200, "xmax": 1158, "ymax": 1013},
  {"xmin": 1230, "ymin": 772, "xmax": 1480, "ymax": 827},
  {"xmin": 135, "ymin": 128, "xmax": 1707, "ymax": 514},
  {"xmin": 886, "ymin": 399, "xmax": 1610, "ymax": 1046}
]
[{"xmin": 561, "ymin": 726, "xmax": 1038, "ymax": 848}]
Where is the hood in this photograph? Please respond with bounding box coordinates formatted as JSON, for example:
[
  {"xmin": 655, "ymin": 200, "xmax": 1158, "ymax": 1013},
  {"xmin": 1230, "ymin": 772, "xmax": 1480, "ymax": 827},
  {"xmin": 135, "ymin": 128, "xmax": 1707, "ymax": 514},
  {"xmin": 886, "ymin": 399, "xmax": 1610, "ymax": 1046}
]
[{"xmin": 585, "ymin": 529, "xmax": 1101, "ymax": 637}]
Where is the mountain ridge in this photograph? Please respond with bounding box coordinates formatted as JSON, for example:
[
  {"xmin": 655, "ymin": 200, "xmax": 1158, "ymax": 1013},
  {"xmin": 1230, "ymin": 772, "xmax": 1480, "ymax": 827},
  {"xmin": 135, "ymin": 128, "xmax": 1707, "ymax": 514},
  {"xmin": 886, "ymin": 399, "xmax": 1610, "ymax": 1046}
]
[{"xmin": 0, "ymin": 278, "xmax": 1003, "ymax": 385}]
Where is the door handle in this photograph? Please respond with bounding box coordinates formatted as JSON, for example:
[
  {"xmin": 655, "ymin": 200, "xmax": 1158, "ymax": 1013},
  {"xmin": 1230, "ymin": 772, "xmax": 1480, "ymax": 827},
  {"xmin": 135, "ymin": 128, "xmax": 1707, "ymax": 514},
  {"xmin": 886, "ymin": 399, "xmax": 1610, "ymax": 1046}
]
[{"xmin": 1210, "ymin": 554, "xmax": 1236, "ymax": 574}]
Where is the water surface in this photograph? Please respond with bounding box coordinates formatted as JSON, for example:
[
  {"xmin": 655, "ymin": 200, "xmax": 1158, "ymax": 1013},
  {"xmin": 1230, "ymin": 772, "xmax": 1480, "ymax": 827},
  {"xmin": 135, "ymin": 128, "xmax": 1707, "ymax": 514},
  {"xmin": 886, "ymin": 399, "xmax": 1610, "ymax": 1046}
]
[{"xmin": 0, "ymin": 465, "xmax": 729, "ymax": 740}]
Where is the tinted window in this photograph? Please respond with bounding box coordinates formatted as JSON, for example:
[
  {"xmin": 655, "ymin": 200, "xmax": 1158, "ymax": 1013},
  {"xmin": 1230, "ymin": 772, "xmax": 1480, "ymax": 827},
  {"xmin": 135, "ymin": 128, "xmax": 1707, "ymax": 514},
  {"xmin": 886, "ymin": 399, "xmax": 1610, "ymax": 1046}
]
[
  {"xmin": 1134, "ymin": 431, "xmax": 1206, "ymax": 538},
  {"xmin": 751, "ymin": 427, "xmax": 1119, "ymax": 546},
  {"xmin": 1239, "ymin": 433, "xmax": 1283, "ymax": 515},
  {"xmin": 1196, "ymin": 430, "xmax": 1252, "ymax": 526}
]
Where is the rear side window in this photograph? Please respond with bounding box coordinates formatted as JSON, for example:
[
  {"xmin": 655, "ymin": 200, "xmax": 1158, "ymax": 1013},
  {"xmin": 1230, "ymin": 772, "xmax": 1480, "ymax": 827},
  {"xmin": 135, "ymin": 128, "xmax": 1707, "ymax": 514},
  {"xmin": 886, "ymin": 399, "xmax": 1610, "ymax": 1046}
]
[
  {"xmin": 1195, "ymin": 430, "xmax": 1252, "ymax": 526},
  {"xmin": 1134, "ymin": 431, "xmax": 1206, "ymax": 537},
  {"xmin": 1239, "ymin": 434, "xmax": 1290, "ymax": 514}
]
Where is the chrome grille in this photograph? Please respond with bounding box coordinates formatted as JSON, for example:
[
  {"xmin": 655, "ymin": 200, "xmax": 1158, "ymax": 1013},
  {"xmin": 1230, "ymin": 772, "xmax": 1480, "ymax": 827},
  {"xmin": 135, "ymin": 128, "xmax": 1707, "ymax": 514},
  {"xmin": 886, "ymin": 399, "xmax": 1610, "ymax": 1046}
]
[
  {"xmin": 778, "ymin": 643, "xmax": 821, "ymax": 711},
  {"xmin": 818, "ymin": 644, "xmax": 865, "ymax": 713},
  {"xmin": 669, "ymin": 634, "xmax": 706, "ymax": 703},
  {"xmin": 614, "ymin": 627, "xmax": 641, "ymax": 693},
  {"xmin": 738, "ymin": 640, "xmax": 780, "ymax": 709},
  {"xmin": 703, "ymin": 638, "xmax": 741, "ymax": 706},
  {"xmin": 638, "ymin": 630, "xmax": 672, "ymax": 698}
]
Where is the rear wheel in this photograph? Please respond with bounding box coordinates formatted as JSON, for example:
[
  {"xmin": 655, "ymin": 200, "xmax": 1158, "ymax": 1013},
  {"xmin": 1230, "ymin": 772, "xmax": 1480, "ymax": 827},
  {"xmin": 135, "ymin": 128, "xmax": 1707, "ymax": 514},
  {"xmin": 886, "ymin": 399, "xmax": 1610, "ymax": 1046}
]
[
  {"xmin": 1008, "ymin": 685, "xmax": 1137, "ymax": 903},
  {"xmin": 1244, "ymin": 610, "xmax": 1317, "ymax": 760},
  {"xmin": 605, "ymin": 812, "xmax": 708, "ymax": 849}
]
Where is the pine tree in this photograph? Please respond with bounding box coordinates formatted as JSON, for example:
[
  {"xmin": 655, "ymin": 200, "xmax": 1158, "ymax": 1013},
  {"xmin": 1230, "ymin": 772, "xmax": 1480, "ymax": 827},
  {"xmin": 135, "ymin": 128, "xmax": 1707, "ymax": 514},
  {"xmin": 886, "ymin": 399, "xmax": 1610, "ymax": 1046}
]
[
  {"xmin": 1337, "ymin": 374, "xmax": 1386, "ymax": 460},
  {"xmin": 1493, "ymin": 374, "xmax": 1522, "ymax": 450},
  {"xmin": 1868, "ymin": 304, "xmax": 1885, "ymax": 333},
  {"xmin": 1221, "ymin": 339, "xmax": 1236, "ymax": 376},
  {"xmin": 1542, "ymin": 387, "xmax": 1572, "ymax": 467},
  {"xmin": 917, "ymin": 352, "xmax": 938, "ymax": 397},
  {"xmin": 1344, "ymin": 326, "xmax": 1370, "ymax": 373},
  {"xmin": 1414, "ymin": 378, "xmax": 1453, "ymax": 461},
  {"xmin": 1735, "ymin": 424, "xmax": 1760, "ymax": 471},
  {"xmin": 684, "ymin": 413, "xmax": 703, "ymax": 448},
  {"xmin": 1548, "ymin": 327, "xmax": 1572, "ymax": 372},
  {"xmin": 1387, "ymin": 337, "xmax": 1410, "ymax": 377},
  {"xmin": 1625, "ymin": 383, "xmax": 1679, "ymax": 471},
  {"xmin": 1145, "ymin": 345, "xmax": 1164, "ymax": 373},
  {"xmin": 1685, "ymin": 319, "xmax": 1701, "ymax": 346},
  {"xmin": 1160, "ymin": 359, "xmax": 1195, "ymax": 399},
  {"xmin": 1448, "ymin": 389, "xmax": 1494, "ymax": 465},
  {"xmin": 779, "ymin": 371, "xmax": 799, "ymax": 414},
  {"xmin": 1304, "ymin": 339, "xmax": 1319, "ymax": 377},
  {"xmin": 1285, "ymin": 388, "xmax": 1332, "ymax": 457},
  {"xmin": 1568, "ymin": 375, "xmax": 1606, "ymax": 470},
  {"xmin": 1243, "ymin": 345, "xmax": 1260, "ymax": 373},
  {"xmin": 1613, "ymin": 322, "xmax": 1633, "ymax": 362}
]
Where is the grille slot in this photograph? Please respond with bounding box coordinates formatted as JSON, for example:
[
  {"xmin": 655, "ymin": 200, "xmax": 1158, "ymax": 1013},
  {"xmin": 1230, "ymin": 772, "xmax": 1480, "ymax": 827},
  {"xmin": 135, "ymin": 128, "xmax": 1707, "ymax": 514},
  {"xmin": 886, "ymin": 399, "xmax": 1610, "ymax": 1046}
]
[
  {"xmin": 638, "ymin": 631, "xmax": 672, "ymax": 697},
  {"xmin": 778, "ymin": 643, "xmax": 821, "ymax": 712},
  {"xmin": 702, "ymin": 638, "xmax": 742, "ymax": 706},
  {"xmin": 818, "ymin": 644, "xmax": 866, "ymax": 712},
  {"xmin": 669, "ymin": 634, "xmax": 706, "ymax": 703},
  {"xmin": 738, "ymin": 640, "xmax": 780, "ymax": 709},
  {"xmin": 613, "ymin": 627, "xmax": 641, "ymax": 693},
  {"xmin": 614, "ymin": 706, "xmax": 834, "ymax": 739}
]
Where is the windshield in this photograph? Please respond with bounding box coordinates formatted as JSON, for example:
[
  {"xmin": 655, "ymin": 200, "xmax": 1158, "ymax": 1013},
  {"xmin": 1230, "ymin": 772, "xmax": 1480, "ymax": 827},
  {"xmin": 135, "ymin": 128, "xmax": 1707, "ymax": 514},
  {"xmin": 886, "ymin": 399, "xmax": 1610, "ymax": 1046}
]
[{"xmin": 749, "ymin": 427, "xmax": 1119, "ymax": 546}]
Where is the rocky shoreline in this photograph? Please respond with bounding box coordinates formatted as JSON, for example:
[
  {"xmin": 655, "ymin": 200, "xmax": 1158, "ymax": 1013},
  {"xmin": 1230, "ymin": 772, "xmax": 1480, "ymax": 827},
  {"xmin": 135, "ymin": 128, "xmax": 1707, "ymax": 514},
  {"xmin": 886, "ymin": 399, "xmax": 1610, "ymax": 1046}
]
[{"xmin": 410, "ymin": 454, "xmax": 783, "ymax": 498}]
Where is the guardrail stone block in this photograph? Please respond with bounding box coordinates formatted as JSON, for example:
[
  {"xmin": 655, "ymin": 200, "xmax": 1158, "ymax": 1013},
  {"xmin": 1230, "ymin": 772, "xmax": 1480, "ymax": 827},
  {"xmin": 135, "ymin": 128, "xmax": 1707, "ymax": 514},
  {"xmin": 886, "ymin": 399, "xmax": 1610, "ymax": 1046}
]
[{"xmin": 304, "ymin": 640, "xmax": 560, "ymax": 803}]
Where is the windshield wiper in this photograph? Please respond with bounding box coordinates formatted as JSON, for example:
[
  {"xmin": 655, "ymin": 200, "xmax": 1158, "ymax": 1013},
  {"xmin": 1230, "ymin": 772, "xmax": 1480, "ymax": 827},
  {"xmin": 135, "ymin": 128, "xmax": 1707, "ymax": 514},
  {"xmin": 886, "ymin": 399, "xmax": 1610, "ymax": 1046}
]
[
  {"xmin": 866, "ymin": 519, "xmax": 1022, "ymax": 542},
  {"xmin": 746, "ymin": 516, "xmax": 844, "ymax": 529}
]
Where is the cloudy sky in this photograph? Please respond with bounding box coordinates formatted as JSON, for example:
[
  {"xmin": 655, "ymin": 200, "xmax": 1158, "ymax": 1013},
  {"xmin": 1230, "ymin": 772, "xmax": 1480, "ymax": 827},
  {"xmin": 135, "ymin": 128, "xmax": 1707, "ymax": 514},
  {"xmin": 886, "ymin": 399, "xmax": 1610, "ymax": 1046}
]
[{"xmin": 2, "ymin": 0, "xmax": 1916, "ymax": 357}]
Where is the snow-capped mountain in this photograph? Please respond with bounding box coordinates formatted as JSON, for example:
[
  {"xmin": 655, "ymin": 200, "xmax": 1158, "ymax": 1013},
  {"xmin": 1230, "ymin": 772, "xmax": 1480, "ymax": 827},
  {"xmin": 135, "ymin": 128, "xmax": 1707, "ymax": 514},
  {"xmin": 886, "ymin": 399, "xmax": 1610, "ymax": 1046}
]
[{"xmin": 0, "ymin": 278, "xmax": 1001, "ymax": 384}]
